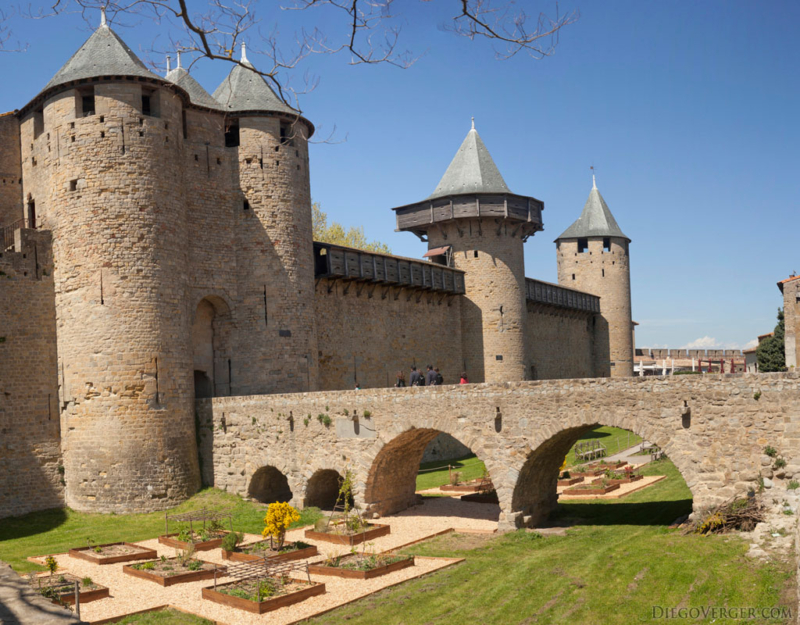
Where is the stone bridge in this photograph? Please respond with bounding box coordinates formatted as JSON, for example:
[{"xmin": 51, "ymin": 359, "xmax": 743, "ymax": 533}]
[{"xmin": 197, "ymin": 373, "xmax": 800, "ymax": 531}]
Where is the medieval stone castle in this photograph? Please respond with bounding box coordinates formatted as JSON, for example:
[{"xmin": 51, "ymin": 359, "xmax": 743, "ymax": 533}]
[{"xmin": 0, "ymin": 17, "xmax": 634, "ymax": 519}]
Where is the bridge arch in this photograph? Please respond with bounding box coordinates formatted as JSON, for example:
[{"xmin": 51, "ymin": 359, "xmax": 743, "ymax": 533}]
[
  {"xmin": 305, "ymin": 469, "xmax": 351, "ymax": 510},
  {"xmin": 363, "ymin": 427, "xmax": 499, "ymax": 518},
  {"xmin": 248, "ymin": 465, "xmax": 293, "ymax": 504}
]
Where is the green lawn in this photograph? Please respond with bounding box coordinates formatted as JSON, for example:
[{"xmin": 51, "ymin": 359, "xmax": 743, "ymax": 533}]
[
  {"xmin": 0, "ymin": 489, "xmax": 322, "ymax": 573},
  {"xmin": 416, "ymin": 426, "xmax": 643, "ymax": 491},
  {"xmin": 114, "ymin": 608, "xmax": 213, "ymax": 624},
  {"xmin": 308, "ymin": 459, "xmax": 795, "ymax": 625},
  {"xmin": 564, "ymin": 425, "xmax": 642, "ymax": 467}
]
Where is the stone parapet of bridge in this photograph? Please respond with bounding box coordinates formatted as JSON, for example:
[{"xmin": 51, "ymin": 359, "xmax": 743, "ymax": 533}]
[{"xmin": 197, "ymin": 372, "xmax": 800, "ymax": 531}]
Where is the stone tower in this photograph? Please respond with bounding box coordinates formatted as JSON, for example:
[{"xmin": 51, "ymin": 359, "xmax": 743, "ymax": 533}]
[
  {"xmin": 18, "ymin": 13, "xmax": 200, "ymax": 512},
  {"xmin": 212, "ymin": 44, "xmax": 319, "ymax": 394},
  {"xmin": 556, "ymin": 176, "xmax": 633, "ymax": 377},
  {"xmin": 392, "ymin": 121, "xmax": 544, "ymax": 383}
]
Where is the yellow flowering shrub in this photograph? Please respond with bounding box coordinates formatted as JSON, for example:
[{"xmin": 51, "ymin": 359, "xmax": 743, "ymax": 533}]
[{"xmin": 262, "ymin": 502, "xmax": 300, "ymax": 550}]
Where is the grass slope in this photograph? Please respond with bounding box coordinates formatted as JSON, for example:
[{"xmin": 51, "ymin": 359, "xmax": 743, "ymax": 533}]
[
  {"xmin": 0, "ymin": 489, "xmax": 322, "ymax": 574},
  {"xmin": 564, "ymin": 425, "xmax": 642, "ymax": 467},
  {"xmin": 310, "ymin": 459, "xmax": 794, "ymax": 625}
]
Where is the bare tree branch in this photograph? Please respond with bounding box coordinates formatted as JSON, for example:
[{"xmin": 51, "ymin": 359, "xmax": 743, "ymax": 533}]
[{"xmin": 0, "ymin": 7, "xmax": 29, "ymax": 52}]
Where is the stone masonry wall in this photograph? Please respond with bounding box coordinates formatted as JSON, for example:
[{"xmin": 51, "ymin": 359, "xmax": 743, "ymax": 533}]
[
  {"xmin": 0, "ymin": 230, "xmax": 63, "ymax": 517},
  {"xmin": 526, "ymin": 305, "xmax": 595, "ymax": 380},
  {"xmin": 0, "ymin": 113, "xmax": 22, "ymax": 229},
  {"xmin": 199, "ymin": 371, "xmax": 800, "ymax": 531},
  {"xmin": 315, "ymin": 277, "xmax": 463, "ymax": 390}
]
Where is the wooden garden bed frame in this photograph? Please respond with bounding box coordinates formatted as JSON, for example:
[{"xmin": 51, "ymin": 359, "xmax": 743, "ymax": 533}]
[
  {"xmin": 592, "ymin": 474, "xmax": 644, "ymax": 486},
  {"xmin": 201, "ymin": 556, "xmax": 324, "ymax": 614},
  {"xmin": 34, "ymin": 574, "xmax": 109, "ymax": 605},
  {"xmin": 557, "ymin": 477, "xmax": 584, "ymax": 487},
  {"xmin": 222, "ymin": 541, "xmax": 318, "ymax": 563},
  {"xmin": 305, "ymin": 523, "xmax": 390, "ymax": 546},
  {"xmin": 123, "ymin": 558, "xmax": 225, "ymax": 587},
  {"xmin": 308, "ymin": 553, "xmax": 414, "ymax": 580},
  {"xmin": 158, "ymin": 508, "xmax": 234, "ymax": 551},
  {"xmin": 69, "ymin": 542, "xmax": 157, "ymax": 565},
  {"xmin": 563, "ymin": 483, "xmax": 621, "ymax": 496}
]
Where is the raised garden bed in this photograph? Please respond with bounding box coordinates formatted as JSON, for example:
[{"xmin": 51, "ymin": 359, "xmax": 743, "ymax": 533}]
[
  {"xmin": 460, "ymin": 491, "xmax": 499, "ymax": 504},
  {"xmin": 123, "ymin": 557, "xmax": 223, "ymax": 587},
  {"xmin": 440, "ymin": 479, "xmax": 494, "ymax": 493},
  {"xmin": 557, "ymin": 477, "xmax": 584, "ymax": 487},
  {"xmin": 309, "ymin": 553, "xmax": 413, "ymax": 579},
  {"xmin": 158, "ymin": 530, "xmax": 230, "ymax": 551},
  {"xmin": 563, "ymin": 483, "xmax": 621, "ymax": 496},
  {"xmin": 202, "ymin": 578, "xmax": 325, "ymax": 614},
  {"xmin": 304, "ymin": 523, "xmax": 390, "ymax": 546},
  {"xmin": 593, "ymin": 474, "xmax": 643, "ymax": 486},
  {"xmin": 32, "ymin": 573, "xmax": 109, "ymax": 605},
  {"xmin": 69, "ymin": 542, "xmax": 157, "ymax": 565},
  {"xmin": 585, "ymin": 461, "xmax": 628, "ymax": 471},
  {"xmin": 571, "ymin": 469, "xmax": 605, "ymax": 478},
  {"xmin": 222, "ymin": 540, "xmax": 318, "ymax": 563}
]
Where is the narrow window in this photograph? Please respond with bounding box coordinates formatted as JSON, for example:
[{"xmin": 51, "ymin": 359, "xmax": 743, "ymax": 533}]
[
  {"xmin": 27, "ymin": 199, "xmax": 36, "ymax": 229},
  {"xmin": 100, "ymin": 131, "xmax": 105, "ymax": 138},
  {"xmin": 243, "ymin": 199, "xmax": 250, "ymax": 211},
  {"xmin": 572, "ymin": 273, "xmax": 576, "ymax": 280},
  {"xmin": 194, "ymin": 154, "xmax": 199, "ymax": 161},
  {"xmin": 79, "ymin": 86, "xmax": 95, "ymax": 117},
  {"xmin": 142, "ymin": 93, "xmax": 152, "ymax": 116},
  {"xmin": 578, "ymin": 237, "xmax": 588, "ymax": 253},
  {"xmin": 33, "ymin": 108, "xmax": 44, "ymax": 139},
  {"xmin": 182, "ymin": 110, "xmax": 188, "ymax": 139},
  {"xmin": 99, "ymin": 115, "xmax": 104, "ymax": 123},
  {"xmin": 602, "ymin": 268, "xmax": 605, "ymax": 277},
  {"xmin": 69, "ymin": 179, "xmax": 77, "ymax": 191},
  {"xmin": 473, "ymin": 250, "xmax": 479, "ymax": 258},
  {"xmin": 224, "ymin": 121, "xmax": 240, "ymax": 148},
  {"xmin": 603, "ymin": 237, "xmax": 611, "ymax": 252}
]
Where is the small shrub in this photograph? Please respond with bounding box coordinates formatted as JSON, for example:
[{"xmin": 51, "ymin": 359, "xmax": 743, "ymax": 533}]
[
  {"xmin": 449, "ymin": 471, "xmax": 462, "ymax": 486},
  {"xmin": 45, "ymin": 555, "xmax": 58, "ymax": 576},
  {"xmin": 263, "ymin": 502, "xmax": 301, "ymax": 550},
  {"xmin": 788, "ymin": 480, "xmax": 799, "ymax": 490},
  {"xmin": 140, "ymin": 561, "xmax": 156, "ymax": 570},
  {"xmin": 187, "ymin": 560, "xmax": 203, "ymax": 571},
  {"xmin": 774, "ymin": 457, "xmax": 787, "ymax": 469},
  {"xmin": 177, "ymin": 527, "xmax": 192, "ymax": 543},
  {"xmin": 343, "ymin": 408, "xmax": 349, "ymax": 416},
  {"xmin": 314, "ymin": 518, "xmax": 328, "ymax": 532},
  {"xmin": 322, "ymin": 414, "xmax": 332, "ymax": 427},
  {"xmin": 753, "ymin": 390, "xmax": 762, "ymax": 401},
  {"xmin": 221, "ymin": 531, "xmax": 244, "ymax": 552},
  {"xmin": 317, "ymin": 414, "xmax": 325, "ymax": 423},
  {"xmin": 160, "ymin": 555, "xmax": 167, "ymax": 562},
  {"xmin": 783, "ymin": 509, "xmax": 794, "ymax": 516},
  {"xmin": 561, "ymin": 471, "xmax": 570, "ymax": 479},
  {"xmin": 363, "ymin": 410, "xmax": 372, "ymax": 418},
  {"xmin": 81, "ymin": 576, "xmax": 94, "ymax": 588},
  {"xmin": 304, "ymin": 417, "xmax": 310, "ymax": 427},
  {"xmin": 764, "ymin": 445, "xmax": 777, "ymax": 458},
  {"xmin": 93, "ymin": 546, "xmax": 103, "ymax": 553}
]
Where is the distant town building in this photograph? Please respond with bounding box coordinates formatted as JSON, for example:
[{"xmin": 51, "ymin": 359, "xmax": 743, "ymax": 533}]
[{"xmin": 634, "ymin": 348, "xmax": 745, "ymax": 375}]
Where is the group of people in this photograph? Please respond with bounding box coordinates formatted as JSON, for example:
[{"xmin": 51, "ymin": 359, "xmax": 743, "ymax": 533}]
[{"xmin": 394, "ymin": 365, "xmax": 469, "ymax": 387}]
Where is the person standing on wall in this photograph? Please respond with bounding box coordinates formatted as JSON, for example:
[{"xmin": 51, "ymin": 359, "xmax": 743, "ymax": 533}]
[
  {"xmin": 395, "ymin": 371, "xmax": 406, "ymax": 387},
  {"xmin": 434, "ymin": 367, "xmax": 444, "ymax": 385},
  {"xmin": 409, "ymin": 366, "xmax": 423, "ymax": 386},
  {"xmin": 425, "ymin": 365, "xmax": 437, "ymax": 387},
  {"xmin": 460, "ymin": 372, "xmax": 469, "ymax": 384}
]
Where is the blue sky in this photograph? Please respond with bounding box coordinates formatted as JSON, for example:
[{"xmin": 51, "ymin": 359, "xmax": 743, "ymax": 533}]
[{"xmin": 2, "ymin": 1, "xmax": 797, "ymax": 350}]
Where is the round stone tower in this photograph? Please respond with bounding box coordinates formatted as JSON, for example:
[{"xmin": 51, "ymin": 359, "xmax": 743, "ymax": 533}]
[
  {"xmin": 556, "ymin": 176, "xmax": 633, "ymax": 377},
  {"xmin": 392, "ymin": 121, "xmax": 544, "ymax": 383},
  {"xmin": 18, "ymin": 13, "xmax": 200, "ymax": 511},
  {"xmin": 212, "ymin": 44, "xmax": 319, "ymax": 393}
]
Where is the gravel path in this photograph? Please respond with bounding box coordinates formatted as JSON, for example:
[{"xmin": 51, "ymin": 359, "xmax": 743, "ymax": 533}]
[{"xmin": 37, "ymin": 498, "xmax": 497, "ymax": 625}]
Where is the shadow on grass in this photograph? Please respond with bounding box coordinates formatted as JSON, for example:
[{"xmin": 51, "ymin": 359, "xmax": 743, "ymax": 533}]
[
  {"xmin": 552, "ymin": 498, "xmax": 692, "ymax": 527},
  {"xmin": 0, "ymin": 508, "xmax": 68, "ymax": 543},
  {"xmin": 419, "ymin": 453, "xmax": 478, "ymax": 472}
]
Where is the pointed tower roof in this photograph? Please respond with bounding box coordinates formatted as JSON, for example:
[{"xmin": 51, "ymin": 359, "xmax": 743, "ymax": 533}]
[
  {"xmin": 212, "ymin": 43, "xmax": 297, "ymax": 116},
  {"xmin": 557, "ymin": 177, "xmax": 629, "ymax": 241},
  {"xmin": 165, "ymin": 52, "xmax": 222, "ymax": 110},
  {"xmin": 43, "ymin": 12, "xmax": 161, "ymax": 92},
  {"xmin": 428, "ymin": 119, "xmax": 512, "ymax": 200}
]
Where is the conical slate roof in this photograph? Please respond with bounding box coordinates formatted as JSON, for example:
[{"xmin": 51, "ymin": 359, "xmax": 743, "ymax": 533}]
[
  {"xmin": 43, "ymin": 20, "xmax": 161, "ymax": 92},
  {"xmin": 212, "ymin": 45, "xmax": 296, "ymax": 115},
  {"xmin": 166, "ymin": 63, "xmax": 222, "ymax": 110},
  {"xmin": 428, "ymin": 122, "xmax": 512, "ymax": 200},
  {"xmin": 557, "ymin": 178, "xmax": 629, "ymax": 241}
]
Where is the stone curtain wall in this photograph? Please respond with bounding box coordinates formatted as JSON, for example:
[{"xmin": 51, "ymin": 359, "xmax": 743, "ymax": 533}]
[
  {"xmin": 0, "ymin": 230, "xmax": 63, "ymax": 517},
  {"xmin": 421, "ymin": 433, "xmax": 472, "ymax": 463},
  {"xmin": 0, "ymin": 113, "xmax": 22, "ymax": 228},
  {"xmin": 199, "ymin": 372, "xmax": 800, "ymax": 531},
  {"xmin": 526, "ymin": 305, "xmax": 595, "ymax": 380},
  {"xmin": 314, "ymin": 278, "xmax": 464, "ymax": 390}
]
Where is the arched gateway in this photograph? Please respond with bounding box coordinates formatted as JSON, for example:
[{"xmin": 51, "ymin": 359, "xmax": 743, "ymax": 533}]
[{"xmin": 197, "ymin": 372, "xmax": 800, "ymax": 530}]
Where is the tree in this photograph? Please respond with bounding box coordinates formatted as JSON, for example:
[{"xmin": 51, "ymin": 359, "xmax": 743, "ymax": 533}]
[
  {"xmin": 262, "ymin": 501, "xmax": 300, "ymax": 551},
  {"xmin": 313, "ymin": 202, "xmax": 391, "ymax": 254},
  {"xmin": 757, "ymin": 308, "xmax": 785, "ymax": 372},
  {"xmin": 16, "ymin": 1, "xmax": 577, "ymax": 109}
]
